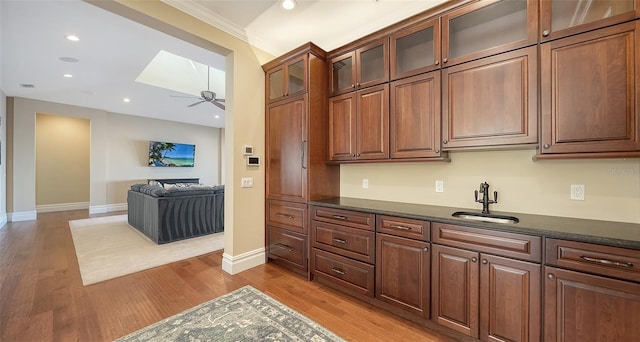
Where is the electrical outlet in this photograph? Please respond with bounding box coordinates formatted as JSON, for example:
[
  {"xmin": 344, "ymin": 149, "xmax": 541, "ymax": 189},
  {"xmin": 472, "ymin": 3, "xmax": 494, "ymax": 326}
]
[
  {"xmin": 570, "ymin": 184, "xmax": 585, "ymax": 200},
  {"xmin": 435, "ymin": 180, "xmax": 444, "ymax": 193},
  {"xmin": 362, "ymin": 179, "xmax": 369, "ymax": 189},
  {"xmin": 241, "ymin": 177, "xmax": 254, "ymax": 188}
]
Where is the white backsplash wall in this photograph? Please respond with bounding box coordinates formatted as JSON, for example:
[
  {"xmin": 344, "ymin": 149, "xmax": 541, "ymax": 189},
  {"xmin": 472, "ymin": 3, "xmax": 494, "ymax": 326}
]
[{"xmin": 340, "ymin": 150, "xmax": 640, "ymax": 224}]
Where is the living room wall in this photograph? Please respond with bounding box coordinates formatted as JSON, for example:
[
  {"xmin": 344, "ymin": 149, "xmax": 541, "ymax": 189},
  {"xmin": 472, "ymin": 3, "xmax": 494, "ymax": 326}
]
[{"xmin": 7, "ymin": 97, "xmax": 223, "ymax": 218}]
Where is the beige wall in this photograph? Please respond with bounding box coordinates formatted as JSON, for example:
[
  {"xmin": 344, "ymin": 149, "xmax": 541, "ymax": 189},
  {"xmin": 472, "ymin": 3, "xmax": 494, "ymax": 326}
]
[
  {"xmin": 341, "ymin": 150, "xmax": 640, "ymax": 223},
  {"xmin": 35, "ymin": 113, "xmax": 90, "ymax": 206}
]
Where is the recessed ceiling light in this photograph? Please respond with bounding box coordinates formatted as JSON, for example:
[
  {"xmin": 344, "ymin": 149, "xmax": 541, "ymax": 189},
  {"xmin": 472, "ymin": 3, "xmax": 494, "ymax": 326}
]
[
  {"xmin": 59, "ymin": 57, "xmax": 79, "ymax": 63},
  {"xmin": 63, "ymin": 74, "xmax": 73, "ymax": 78},
  {"xmin": 123, "ymin": 98, "xmax": 131, "ymax": 103},
  {"xmin": 65, "ymin": 35, "xmax": 80, "ymax": 42},
  {"xmin": 281, "ymin": 0, "xmax": 296, "ymax": 10},
  {"xmin": 215, "ymin": 115, "xmax": 220, "ymax": 119}
]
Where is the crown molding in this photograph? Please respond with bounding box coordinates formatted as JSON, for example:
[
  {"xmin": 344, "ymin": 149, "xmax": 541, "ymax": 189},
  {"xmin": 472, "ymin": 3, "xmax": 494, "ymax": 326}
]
[{"xmin": 161, "ymin": 0, "xmax": 279, "ymax": 56}]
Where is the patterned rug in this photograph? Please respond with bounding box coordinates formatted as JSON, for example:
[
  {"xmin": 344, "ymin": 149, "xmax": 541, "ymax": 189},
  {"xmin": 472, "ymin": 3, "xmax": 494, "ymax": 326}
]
[{"xmin": 115, "ymin": 285, "xmax": 345, "ymax": 341}]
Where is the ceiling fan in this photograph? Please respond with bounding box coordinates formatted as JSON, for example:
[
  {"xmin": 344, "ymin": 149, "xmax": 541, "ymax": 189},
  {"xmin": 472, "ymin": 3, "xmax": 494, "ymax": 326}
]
[{"xmin": 171, "ymin": 67, "xmax": 225, "ymax": 110}]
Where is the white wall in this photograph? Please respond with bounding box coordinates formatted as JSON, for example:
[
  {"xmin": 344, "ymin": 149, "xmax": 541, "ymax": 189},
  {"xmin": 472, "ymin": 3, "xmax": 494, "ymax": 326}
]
[{"xmin": 8, "ymin": 97, "xmax": 222, "ymax": 218}]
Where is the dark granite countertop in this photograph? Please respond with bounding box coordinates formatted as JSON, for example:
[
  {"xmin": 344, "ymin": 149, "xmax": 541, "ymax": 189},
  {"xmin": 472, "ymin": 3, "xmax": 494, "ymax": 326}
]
[{"xmin": 309, "ymin": 197, "xmax": 640, "ymax": 250}]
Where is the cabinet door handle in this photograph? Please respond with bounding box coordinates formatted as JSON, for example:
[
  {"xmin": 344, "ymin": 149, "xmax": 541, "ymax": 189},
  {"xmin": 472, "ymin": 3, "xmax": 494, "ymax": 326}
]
[
  {"xmin": 443, "ymin": 58, "xmax": 448, "ymax": 63},
  {"xmin": 580, "ymin": 255, "xmax": 633, "ymax": 268},
  {"xmin": 471, "ymin": 257, "xmax": 477, "ymax": 263},
  {"xmin": 424, "ymin": 247, "xmax": 429, "ymax": 252},
  {"xmin": 543, "ymin": 144, "xmax": 550, "ymax": 149},
  {"xmin": 274, "ymin": 243, "xmax": 294, "ymax": 252},
  {"xmin": 331, "ymin": 267, "xmax": 347, "ymax": 275},
  {"xmin": 332, "ymin": 238, "xmax": 347, "ymax": 244},
  {"xmin": 481, "ymin": 259, "xmax": 488, "ymax": 265},
  {"xmin": 275, "ymin": 213, "xmax": 295, "ymax": 219},
  {"xmin": 301, "ymin": 140, "xmax": 307, "ymax": 169},
  {"xmin": 443, "ymin": 139, "xmax": 448, "ymax": 144},
  {"xmin": 547, "ymin": 273, "xmax": 555, "ymax": 280},
  {"xmin": 542, "ymin": 30, "xmax": 550, "ymax": 37},
  {"xmin": 435, "ymin": 60, "xmax": 439, "ymax": 65},
  {"xmin": 389, "ymin": 224, "xmax": 411, "ymax": 231},
  {"xmin": 332, "ymin": 215, "xmax": 347, "ymax": 220}
]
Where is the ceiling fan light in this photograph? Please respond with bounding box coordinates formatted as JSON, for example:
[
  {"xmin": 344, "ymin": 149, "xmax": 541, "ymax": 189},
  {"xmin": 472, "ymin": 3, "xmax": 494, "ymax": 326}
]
[{"xmin": 281, "ymin": 0, "xmax": 296, "ymax": 10}]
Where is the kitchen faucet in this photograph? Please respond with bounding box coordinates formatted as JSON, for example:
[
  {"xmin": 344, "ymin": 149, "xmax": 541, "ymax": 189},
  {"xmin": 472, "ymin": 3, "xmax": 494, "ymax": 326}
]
[{"xmin": 475, "ymin": 182, "xmax": 498, "ymax": 214}]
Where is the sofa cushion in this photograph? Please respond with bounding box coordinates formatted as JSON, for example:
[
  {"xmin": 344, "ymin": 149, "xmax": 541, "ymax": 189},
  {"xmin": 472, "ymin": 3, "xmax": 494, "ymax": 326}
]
[{"xmin": 163, "ymin": 185, "xmax": 217, "ymax": 197}]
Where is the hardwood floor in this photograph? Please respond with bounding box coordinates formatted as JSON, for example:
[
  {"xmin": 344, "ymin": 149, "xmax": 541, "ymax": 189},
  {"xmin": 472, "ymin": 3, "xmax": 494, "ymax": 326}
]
[{"xmin": 0, "ymin": 210, "xmax": 468, "ymax": 341}]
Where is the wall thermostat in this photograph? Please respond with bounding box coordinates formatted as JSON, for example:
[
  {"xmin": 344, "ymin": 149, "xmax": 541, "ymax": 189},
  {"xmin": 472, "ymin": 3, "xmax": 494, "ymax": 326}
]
[
  {"xmin": 243, "ymin": 145, "xmax": 254, "ymax": 155},
  {"xmin": 247, "ymin": 156, "xmax": 261, "ymax": 166}
]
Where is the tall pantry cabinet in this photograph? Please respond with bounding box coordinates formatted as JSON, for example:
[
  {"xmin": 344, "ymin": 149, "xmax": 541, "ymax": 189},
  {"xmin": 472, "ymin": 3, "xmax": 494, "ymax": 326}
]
[{"xmin": 263, "ymin": 43, "xmax": 340, "ymax": 277}]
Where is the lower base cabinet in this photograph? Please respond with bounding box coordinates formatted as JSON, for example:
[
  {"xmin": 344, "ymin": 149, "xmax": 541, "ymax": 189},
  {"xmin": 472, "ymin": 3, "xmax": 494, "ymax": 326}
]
[
  {"xmin": 375, "ymin": 233, "xmax": 430, "ymax": 318},
  {"xmin": 266, "ymin": 226, "xmax": 307, "ymax": 275},
  {"xmin": 544, "ymin": 266, "xmax": 640, "ymax": 341},
  {"xmin": 431, "ymin": 244, "xmax": 541, "ymax": 341}
]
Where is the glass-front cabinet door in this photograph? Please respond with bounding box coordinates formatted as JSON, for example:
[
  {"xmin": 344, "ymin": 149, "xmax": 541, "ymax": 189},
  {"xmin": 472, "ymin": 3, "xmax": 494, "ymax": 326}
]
[
  {"xmin": 330, "ymin": 38, "xmax": 388, "ymax": 96},
  {"xmin": 540, "ymin": 0, "xmax": 639, "ymax": 41},
  {"xmin": 442, "ymin": 0, "xmax": 538, "ymax": 67},
  {"xmin": 390, "ymin": 18, "xmax": 440, "ymax": 80},
  {"xmin": 267, "ymin": 55, "xmax": 307, "ymax": 103},
  {"xmin": 330, "ymin": 51, "xmax": 356, "ymax": 96}
]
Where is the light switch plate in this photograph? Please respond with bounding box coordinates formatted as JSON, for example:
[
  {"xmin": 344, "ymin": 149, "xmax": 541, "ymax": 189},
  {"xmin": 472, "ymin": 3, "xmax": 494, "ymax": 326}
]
[{"xmin": 241, "ymin": 177, "xmax": 254, "ymax": 188}]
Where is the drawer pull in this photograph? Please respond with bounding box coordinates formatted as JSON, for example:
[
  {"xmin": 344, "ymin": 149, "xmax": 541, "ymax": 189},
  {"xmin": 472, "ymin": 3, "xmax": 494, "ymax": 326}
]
[
  {"xmin": 332, "ymin": 238, "xmax": 347, "ymax": 244},
  {"xmin": 275, "ymin": 213, "xmax": 295, "ymax": 219},
  {"xmin": 274, "ymin": 243, "xmax": 294, "ymax": 252},
  {"xmin": 332, "ymin": 215, "xmax": 347, "ymax": 220},
  {"xmin": 331, "ymin": 267, "xmax": 347, "ymax": 275},
  {"xmin": 389, "ymin": 224, "xmax": 411, "ymax": 231},
  {"xmin": 580, "ymin": 255, "xmax": 633, "ymax": 268}
]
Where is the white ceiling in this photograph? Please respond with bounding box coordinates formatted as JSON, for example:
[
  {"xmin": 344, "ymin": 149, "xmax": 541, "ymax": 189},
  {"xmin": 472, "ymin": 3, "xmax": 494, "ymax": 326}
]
[{"xmin": 1, "ymin": 0, "xmax": 446, "ymax": 128}]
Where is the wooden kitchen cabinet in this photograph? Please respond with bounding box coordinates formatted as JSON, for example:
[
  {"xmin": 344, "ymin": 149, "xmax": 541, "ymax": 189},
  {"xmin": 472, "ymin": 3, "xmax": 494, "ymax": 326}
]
[
  {"xmin": 544, "ymin": 267, "xmax": 640, "ymax": 341},
  {"xmin": 329, "ymin": 84, "xmax": 389, "ymax": 161},
  {"xmin": 537, "ymin": 21, "xmax": 640, "ymax": 158},
  {"xmin": 441, "ymin": 0, "xmax": 538, "ymax": 68},
  {"xmin": 442, "ymin": 46, "xmax": 538, "ymax": 149},
  {"xmin": 263, "ymin": 43, "xmax": 340, "ymax": 276},
  {"xmin": 266, "ymin": 54, "xmax": 307, "ymax": 103},
  {"xmin": 390, "ymin": 71, "xmax": 444, "ymax": 159},
  {"xmin": 376, "ymin": 232, "xmax": 430, "ymax": 318},
  {"xmin": 330, "ymin": 37, "xmax": 389, "ymax": 96},
  {"xmin": 310, "ymin": 206, "xmax": 376, "ymax": 297},
  {"xmin": 431, "ymin": 223, "xmax": 542, "ymax": 341},
  {"xmin": 390, "ymin": 18, "xmax": 440, "ymax": 80},
  {"xmin": 540, "ymin": 0, "xmax": 639, "ymax": 42}
]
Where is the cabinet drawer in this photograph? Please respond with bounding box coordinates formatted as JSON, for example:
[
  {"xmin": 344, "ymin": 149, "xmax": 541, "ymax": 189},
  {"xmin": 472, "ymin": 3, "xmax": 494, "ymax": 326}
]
[
  {"xmin": 267, "ymin": 200, "xmax": 307, "ymax": 233},
  {"xmin": 432, "ymin": 222, "xmax": 541, "ymax": 262},
  {"xmin": 311, "ymin": 206, "xmax": 374, "ymax": 231},
  {"xmin": 267, "ymin": 226, "xmax": 307, "ymax": 271},
  {"xmin": 546, "ymin": 239, "xmax": 640, "ymax": 283},
  {"xmin": 377, "ymin": 215, "xmax": 430, "ymax": 241},
  {"xmin": 311, "ymin": 221, "xmax": 375, "ymax": 263},
  {"xmin": 312, "ymin": 248, "xmax": 375, "ymax": 297}
]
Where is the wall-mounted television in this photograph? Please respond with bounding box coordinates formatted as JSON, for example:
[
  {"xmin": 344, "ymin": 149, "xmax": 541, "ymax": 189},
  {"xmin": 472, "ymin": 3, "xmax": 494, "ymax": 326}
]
[{"xmin": 148, "ymin": 141, "xmax": 195, "ymax": 167}]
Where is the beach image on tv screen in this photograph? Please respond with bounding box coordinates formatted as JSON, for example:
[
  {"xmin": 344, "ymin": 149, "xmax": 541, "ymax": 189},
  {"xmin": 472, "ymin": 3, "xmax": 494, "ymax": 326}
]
[{"xmin": 148, "ymin": 141, "xmax": 195, "ymax": 167}]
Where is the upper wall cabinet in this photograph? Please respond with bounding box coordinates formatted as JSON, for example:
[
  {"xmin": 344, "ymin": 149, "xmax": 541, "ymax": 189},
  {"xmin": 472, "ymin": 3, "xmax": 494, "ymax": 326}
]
[
  {"xmin": 441, "ymin": 0, "xmax": 538, "ymax": 67},
  {"xmin": 267, "ymin": 55, "xmax": 307, "ymax": 104},
  {"xmin": 537, "ymin": 21, "xmax": 640, "ymax": 158},
  {"xmin": 442, "ymin": 46, "xmax": 538, "ymax": 149},
  {"xmin": 390, "ymin": 18, "xmax": 441, "ymax": 80},
  {"xmin": 330, "ymin": 38, "xmax": 389, "ymax": 96},
  {"xmin": 540, "ymin": 0, "xmax": 640, "ymax": 42}
]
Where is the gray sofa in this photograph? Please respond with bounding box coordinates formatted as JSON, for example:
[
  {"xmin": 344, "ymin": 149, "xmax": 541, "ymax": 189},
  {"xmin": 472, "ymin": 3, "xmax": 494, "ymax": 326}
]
[{"xmin": 127, "ymin": 183, "xmax": 224, "ymax": 244}]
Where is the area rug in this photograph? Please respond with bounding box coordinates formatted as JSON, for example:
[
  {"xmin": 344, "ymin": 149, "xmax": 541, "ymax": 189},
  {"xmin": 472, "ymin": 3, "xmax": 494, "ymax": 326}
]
[
  {"xmin": 69, "ymin": 215, "xmax": 224, "ymax": 286},
  {"xmin": 115, "ymin": 285, "xmax": 345, "ymax": 341}
]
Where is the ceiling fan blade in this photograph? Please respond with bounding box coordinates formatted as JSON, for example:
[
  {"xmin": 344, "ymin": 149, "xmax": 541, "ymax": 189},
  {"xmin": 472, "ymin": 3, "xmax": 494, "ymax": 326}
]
[
  {"xmin": 216, "ymin": 98, "xmax": 225, "ymax": 103},
  {"xmin": 188, "ymin": 100, "xmax": 206, "ymax": 107},
  {"xmin": 170, "ymin": 94, "xmax": 200, "ymax": 99},
  {"xmin": 212, "ymin": 100, "xmax": 225, "ymax": 110}
]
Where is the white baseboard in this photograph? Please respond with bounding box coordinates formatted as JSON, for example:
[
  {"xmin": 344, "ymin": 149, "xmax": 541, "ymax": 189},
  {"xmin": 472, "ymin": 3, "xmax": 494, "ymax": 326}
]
[
  {"xmin": 89, "ymin": 203, "xmax": 127, "ymax": 214},
  {"xmin": 222, "ymin": 247, "xmax": 265, "ymax": 275},
  {"xmin": 0, "ymin": 213, "xmax": 7, "ymax": 229},
  {"xmin": 8, "ymin": 211, "xmax": 37, "ymax": 222},
  {"xmin": 36, "ymin": 202, "xmax": 90, "ymax": 213}
]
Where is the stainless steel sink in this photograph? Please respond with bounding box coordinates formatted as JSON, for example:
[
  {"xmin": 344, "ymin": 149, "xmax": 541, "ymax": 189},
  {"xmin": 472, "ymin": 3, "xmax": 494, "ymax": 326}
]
[{"xmin": 452, "ymin": 211, "xmax": 519, "ymax": 224}]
